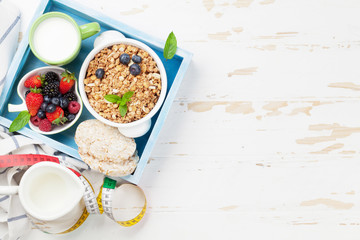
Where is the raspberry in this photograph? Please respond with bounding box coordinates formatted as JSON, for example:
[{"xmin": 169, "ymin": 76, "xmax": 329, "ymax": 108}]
[
  {"xmin": 30, "ymin": 116, "xmax": 41, "ymax": 126},
  {"xmin": 68, "ymin": 101, "xmax": 80, "ymax": 114},
  {"xmin": 39, "ymin": 119, "xmax": 52, "ymax": 132}
]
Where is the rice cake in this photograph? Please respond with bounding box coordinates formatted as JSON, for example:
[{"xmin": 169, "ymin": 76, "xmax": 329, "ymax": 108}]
[{"xmin": 75, "ymin": 119, "xmax": 138, "ymax": 176}]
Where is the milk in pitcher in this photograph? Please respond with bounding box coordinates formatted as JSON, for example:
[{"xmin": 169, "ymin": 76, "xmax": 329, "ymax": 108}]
[
  {"xmin": 20, "ymin": 163, "xmax": 85, "ymax": 220},
  {"xmin": 27, "ymin": 172, "xmax": 76, "ymax": 216}
]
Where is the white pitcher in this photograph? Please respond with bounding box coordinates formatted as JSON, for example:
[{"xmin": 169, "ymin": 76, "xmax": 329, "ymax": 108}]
[{"xmin": 0, "ymin": 162, "xmax": 85, "ymax": 234}]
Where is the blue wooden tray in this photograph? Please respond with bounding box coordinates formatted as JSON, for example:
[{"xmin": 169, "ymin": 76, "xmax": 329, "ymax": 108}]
[{"xmin": 0, "ymin": 0, "xmax": 192, "ymax": 184}]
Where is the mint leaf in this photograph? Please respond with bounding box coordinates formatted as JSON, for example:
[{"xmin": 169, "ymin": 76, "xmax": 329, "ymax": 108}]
[
  {"xmin": 9, "ymin": 111, "xmax": 31, "ymax": 132},
  {"xmin": 119, "ymin": 98, "xmax": 127, "ymax": 106},
  {"xmin": 123, "ymin": 91, "xmax": 134, "ymax": 100},
  {"xmin": 163, "ymin": 31, "xmax": 177, "ymax": 60},
  {"xmin": 119, "ymin": 91, "xmax": 134, "ymax": 106},
  {"xmin": 119, "ymin": 105, "xmax": 127, "ymax": 117},
  {"xmin": 104, "ymin": 94, "xmax": 121, "ymax": 103},
  {"xmin": 107, "ymin": 91, "xmax": 133, "ymax": 116}
]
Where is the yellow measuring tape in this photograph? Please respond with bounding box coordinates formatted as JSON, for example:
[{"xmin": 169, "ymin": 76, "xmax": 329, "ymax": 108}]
[
  {"xmin": 59, "ymin": 208, "xmax": 90, "ymax": 234},
  {"xmin": 117, "ymin": 200, "xmax": 147, "ymax": 227},
  {"xmin": 57, "ymin": 177, "xmax": 146, "ymax": 234},
  {"xmin": 101, "ymin": 177, "xmax": 147, "ymax": 227}
]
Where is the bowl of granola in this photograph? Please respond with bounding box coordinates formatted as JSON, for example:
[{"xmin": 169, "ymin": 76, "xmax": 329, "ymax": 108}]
[{"xmin": 78, "ymin": 31, "xmax": 167, "ymax": 138}]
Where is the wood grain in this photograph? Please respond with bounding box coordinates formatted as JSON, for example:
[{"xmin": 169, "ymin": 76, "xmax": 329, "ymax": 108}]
[{"xmin": 14, "ymin": 0, "xmax": 360, "ymax": 239}]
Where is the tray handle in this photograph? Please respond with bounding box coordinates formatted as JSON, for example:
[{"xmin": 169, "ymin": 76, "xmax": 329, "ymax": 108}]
[
  {"xmin": 8, "ymin": 102, "xmax": 27, "ymax": 112},
  {"xmin": 93, "ymin": 30, "xmax": 126, "ymax": 48}
]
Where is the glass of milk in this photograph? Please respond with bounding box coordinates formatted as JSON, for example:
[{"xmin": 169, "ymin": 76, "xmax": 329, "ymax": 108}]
[{"xmin": 29, "ymin": 12, "xmax": 100, "ymax": 66}]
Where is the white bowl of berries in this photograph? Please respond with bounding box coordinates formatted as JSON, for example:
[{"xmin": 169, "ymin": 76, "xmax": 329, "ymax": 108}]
[{"xmin": 8, "ymin": 66, "xmax": 83, "ymax": 134}]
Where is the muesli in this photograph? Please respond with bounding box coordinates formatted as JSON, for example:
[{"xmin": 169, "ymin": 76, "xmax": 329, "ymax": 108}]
[{"xmin": 84, "ymin": 44, "xmax": 161, "ymax": 123}]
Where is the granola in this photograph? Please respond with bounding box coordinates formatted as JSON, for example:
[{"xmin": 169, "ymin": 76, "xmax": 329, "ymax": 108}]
[{"xmin": 84, "ymin": 44, "xmax": 161, "ymax": 123}]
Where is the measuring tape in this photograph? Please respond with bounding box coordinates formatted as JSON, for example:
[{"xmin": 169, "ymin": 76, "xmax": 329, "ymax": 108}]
[
  {"xmin": 0, "ymin": 154, "xmax": 147, "ymax": 233},
  {"xmin": 102, "ymin": 177, "xmax": 147, "ymax": 227},
  {"xmin": 0, "ymin": 154, "xmax": 59, "ymax": 167}
]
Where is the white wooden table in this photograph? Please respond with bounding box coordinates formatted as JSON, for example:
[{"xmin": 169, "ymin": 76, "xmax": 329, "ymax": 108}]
[{"xmin": 12, "ymin": 0, "xmax": 360, "ymax": 239}]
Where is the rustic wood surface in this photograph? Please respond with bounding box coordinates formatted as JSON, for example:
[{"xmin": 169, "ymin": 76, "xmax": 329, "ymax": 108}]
[{"xmin": 13, "ymin": 0, "xmax": 360, "ymax": 239}]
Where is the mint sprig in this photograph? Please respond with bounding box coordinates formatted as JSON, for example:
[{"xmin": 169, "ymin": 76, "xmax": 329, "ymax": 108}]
[
  {"xmin": 9, "ymin": 111, "xmax": 31, "ymax": 132},
  {"xmin": 104, "ymin": 91, "xmax": 134, "ymax": 117},
  {"xmin": 163, "ymin": 31, "xmax": 177, "ymax": 60}
]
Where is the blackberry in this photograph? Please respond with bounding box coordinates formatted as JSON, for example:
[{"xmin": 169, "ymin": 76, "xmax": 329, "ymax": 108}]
[
  {"xmin": 64, "ymin": 109, "xmax": 70, "ymax": 118},
  {"xmin": 44, "ymin": 71, "xmax": 59, "ymax": 85},
  {"xmin": 64, "ymin": 92, "xmax": 77, "ymax": 102},
  {"xmin": 43, "ymin": 83, "xmax": 60, "ymax": 98}
]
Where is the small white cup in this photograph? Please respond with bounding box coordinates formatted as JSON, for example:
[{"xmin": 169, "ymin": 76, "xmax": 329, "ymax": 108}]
[
  {"xmin": 0, "ymin": 162, "xmax": 85, "ymax": 233},
  {"xmin": 78, "ymin": 30, "xmax": 167, "ymax": 138}
]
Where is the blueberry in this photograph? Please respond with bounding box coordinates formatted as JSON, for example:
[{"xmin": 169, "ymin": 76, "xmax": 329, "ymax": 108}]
[
  {"xmin": 57, "ymin": 93, "xmax": 63, "ymax": 98},
  {"xmin": 25, "ymin": 90, "xmax": 30, "ymax": 97},
  {"xmin": 67, "ymin": 114, "xmax": 76, "ymax": 122},
  {"xmin": 132, "ymin": 55, "xmax": 142, "ymax": 63},
  {"xmin": 43, "ymin": 95, "xmax": 51, "ymax": 103},
  {"xmin": 46, "ymin": 104, "xmax": 56, "ymax": 113},
  {"xmin": 120, "ymin": 53, "xmax": 130, "ymax": 65},
  {"xmin": 95, "ymin": 68, "xmax": 105, "ymax": 79},
  {"xmin": 40, "ymin": 102, "xmax": 48, "ymax": 111},
  {"xmin": 129, "ymin": 64, "xmax": 141, "ymax": 76},
  {"xmin": 51, "ymin": 97, "xmax": 60, "ymax": 106},
  {"xmin": 37, "ymin": 110, "xmax": 45, "ymax": 119},
  {"xmin": 60, "ymin": 97, "xmax": 69, "ymax": 109}
]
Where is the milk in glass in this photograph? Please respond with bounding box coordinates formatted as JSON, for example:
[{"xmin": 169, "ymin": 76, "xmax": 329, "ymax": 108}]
[{"xmin": 33, "ymin": 17, "xmax": 79, "ymax": 62}]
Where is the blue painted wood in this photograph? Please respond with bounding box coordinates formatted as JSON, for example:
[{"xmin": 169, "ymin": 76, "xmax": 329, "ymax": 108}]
[{"xmin": 0, "ymin": 0, "xmax": 192, "ymax": 184}]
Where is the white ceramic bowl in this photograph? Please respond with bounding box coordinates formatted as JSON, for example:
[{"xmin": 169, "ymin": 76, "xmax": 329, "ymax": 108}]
[
  {"xmin": 78, "ymin": 31, "xmax": 167, "ymax": 138},
  {"xmin": 8, "ymin": 66, "xmax": 83, "ymax": 135}
]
